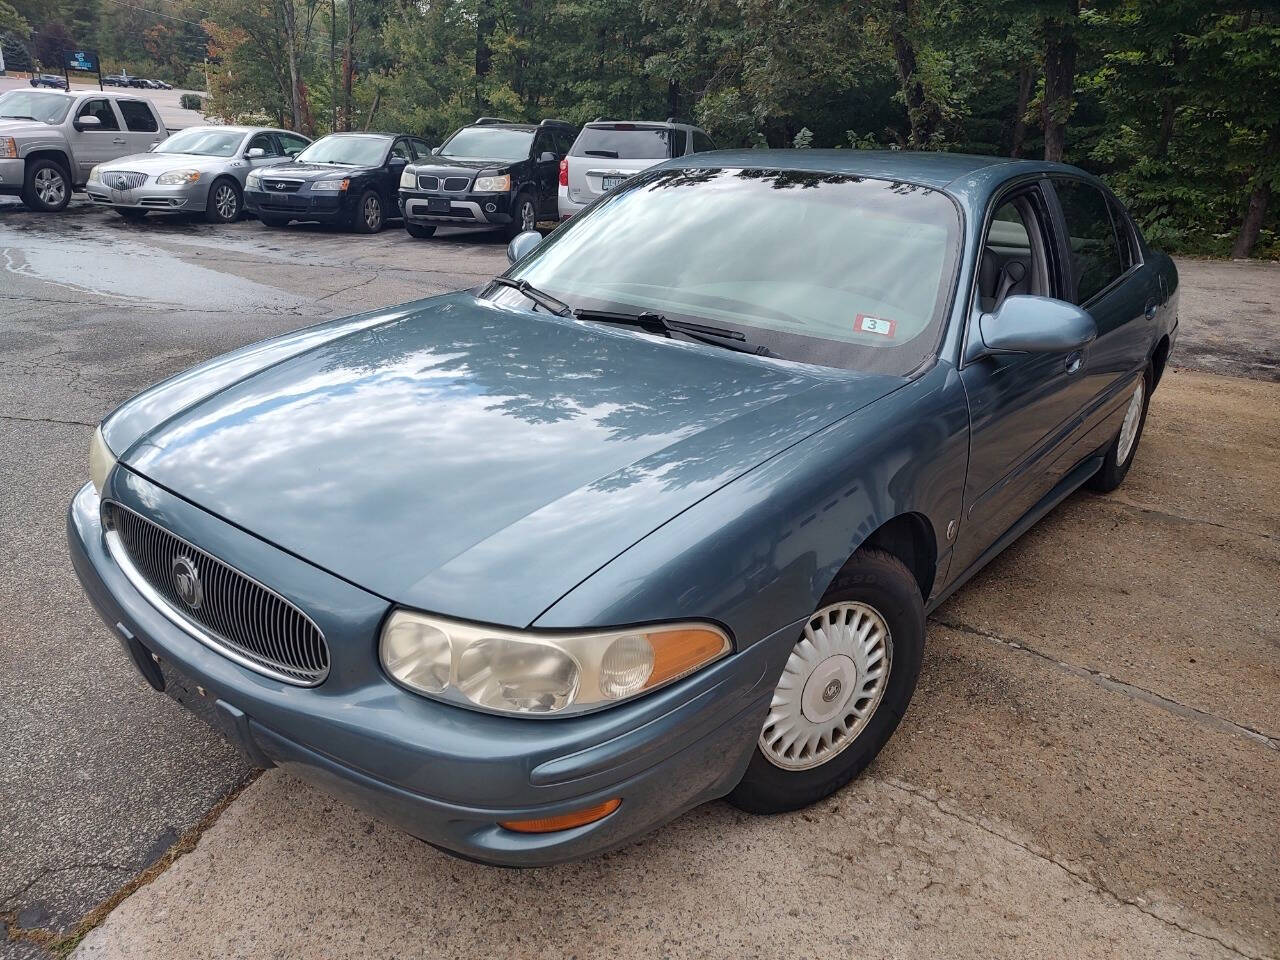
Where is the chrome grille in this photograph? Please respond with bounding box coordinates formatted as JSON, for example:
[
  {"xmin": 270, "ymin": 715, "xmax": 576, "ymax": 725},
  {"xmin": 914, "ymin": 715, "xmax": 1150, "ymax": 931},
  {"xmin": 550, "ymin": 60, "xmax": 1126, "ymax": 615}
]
[
  {"xmin": 442, "ymin": 176, "xmax": 470, "ymax": 191},
  {"xmin": 102, "ymin": 501, "xmax": 329, "ymax": 686},
  {"xmin": 416, "ymin": 175, "xmax": 439, "ymax": 190},
  {"xmin": 106, "ymin": 171, "xmax": 147, "ymax": 190},
  {"xmin": 261, "ymin": 178, "xmax": 303, "ymax": 193}
]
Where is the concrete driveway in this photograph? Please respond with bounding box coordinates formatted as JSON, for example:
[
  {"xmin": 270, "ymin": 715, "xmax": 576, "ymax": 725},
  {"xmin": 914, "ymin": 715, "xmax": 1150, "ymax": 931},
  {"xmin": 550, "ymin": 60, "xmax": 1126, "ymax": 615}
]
[{"xmin": 1, "ymin": 197, "xmax": 1276, "ymax": 959}]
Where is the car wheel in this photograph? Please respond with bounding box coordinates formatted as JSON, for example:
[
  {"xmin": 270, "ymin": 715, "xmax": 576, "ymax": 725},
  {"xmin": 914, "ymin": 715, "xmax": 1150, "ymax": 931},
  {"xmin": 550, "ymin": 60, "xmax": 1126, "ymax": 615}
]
[
  {"xmin": 1088, "ymin": 365, "xmax": 1152, "ymax": 493},
  {"xmin": 728, "ymin": 549, "xmax": 924, "ymax": 814},
  {"xmin": 406, "ymin": 222, "xmax": 436, "ymax": 239},
  {"xmin": 116, "ymin": 208, "xmax": 148, "ymax": 222},
  {"xmin": 506, "ymin": 192, "xmax": 537, "ymax": 240},
  {"xmin": 353, "ymin": 190, "xmax": 384, "ymax": 233},
  {"xmin": 21, "ymin": 159, "xmax": 71, "ymax": 213},
  {"xmin": 205, "ymin": 178, "xmax": 241, "ymax": 223},
  {"xmin": 260, "ymin": 216, "xmax": 291, "ymax": 228}
]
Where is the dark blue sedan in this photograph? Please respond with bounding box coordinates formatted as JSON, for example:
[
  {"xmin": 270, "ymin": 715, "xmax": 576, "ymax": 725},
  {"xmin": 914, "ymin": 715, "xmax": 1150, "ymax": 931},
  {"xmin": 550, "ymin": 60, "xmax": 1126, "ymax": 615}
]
[{"xmin": 69, "ymin": 150, "xmax": 1178, "ymax": 865}]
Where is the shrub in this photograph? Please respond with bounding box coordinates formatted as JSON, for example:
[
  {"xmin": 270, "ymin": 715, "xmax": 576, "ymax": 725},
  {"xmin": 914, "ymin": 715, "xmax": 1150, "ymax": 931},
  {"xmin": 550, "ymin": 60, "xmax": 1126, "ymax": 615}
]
[{"xmin": 179, "ymin": 93, "xmax": 204, "ymax": 111}]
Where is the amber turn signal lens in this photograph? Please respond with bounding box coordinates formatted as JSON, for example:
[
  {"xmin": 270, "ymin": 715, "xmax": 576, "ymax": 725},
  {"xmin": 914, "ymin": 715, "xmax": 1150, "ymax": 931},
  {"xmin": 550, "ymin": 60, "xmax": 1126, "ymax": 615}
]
[
  {"xmin": 499, "ymin": 798, "xmax": 621, "ymax": 834},
  {"xmin": 646, "ymin": 628, "xmax": 729, "ymax": 690}
]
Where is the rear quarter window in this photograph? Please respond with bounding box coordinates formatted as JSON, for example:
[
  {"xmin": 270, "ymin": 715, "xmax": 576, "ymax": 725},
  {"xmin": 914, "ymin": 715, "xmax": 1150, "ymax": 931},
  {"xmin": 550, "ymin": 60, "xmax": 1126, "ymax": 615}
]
[
  {"xmin": 117, "ymin": 100, "xmax": 158, "ymax": 132},
  {"xmin": 572, "ymin": 126, "xmax": 673, "ymax": 160}
]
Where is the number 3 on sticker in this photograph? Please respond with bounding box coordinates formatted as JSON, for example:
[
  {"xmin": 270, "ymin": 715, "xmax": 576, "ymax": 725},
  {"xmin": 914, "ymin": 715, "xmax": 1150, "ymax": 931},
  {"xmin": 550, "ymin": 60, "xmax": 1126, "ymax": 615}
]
[{"xmin": 854, "ymin": 314, "xmax": 896, "ymax": 337}]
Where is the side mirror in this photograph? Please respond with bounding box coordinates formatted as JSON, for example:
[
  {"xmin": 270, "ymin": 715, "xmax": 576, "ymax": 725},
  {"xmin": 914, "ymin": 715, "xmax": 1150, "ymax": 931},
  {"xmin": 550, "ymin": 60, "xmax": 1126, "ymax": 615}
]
[
  {"xmin": 539, "ymin": 151, "xmax": 557, "ymax": 163},
  {"xmin": 506, "ymin": 230, "xmax": 542, "ymax": 264},
  {"xmin": 976, "ymin": 295, "xmax": 1096, "ymax": 358},
  {"xmin": 246, "ymin": 146, "xmax": 267, "ymax": 158},
  {"xmin": 431, "ymin": 146, "xmax": 441, "ymax": 155},
  {"xmin": 75, "ymin": 115, "xmax": 102, "ymax": 131}
]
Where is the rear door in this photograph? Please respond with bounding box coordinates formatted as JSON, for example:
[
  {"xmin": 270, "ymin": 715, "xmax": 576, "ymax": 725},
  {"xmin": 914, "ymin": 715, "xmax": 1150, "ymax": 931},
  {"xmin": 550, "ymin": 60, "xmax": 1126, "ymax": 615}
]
[
  {"xmin": 115, "ymin": 98, "xmax": 163, "ymax": 155},
  {"xmin": 68, "ymin": 98, "xmax": 127, "ymax": 180}
]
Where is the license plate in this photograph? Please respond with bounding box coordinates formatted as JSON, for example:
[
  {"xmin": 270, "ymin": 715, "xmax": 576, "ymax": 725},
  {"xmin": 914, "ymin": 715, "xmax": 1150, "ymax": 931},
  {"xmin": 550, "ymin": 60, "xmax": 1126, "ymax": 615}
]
[
  {"xmin": 427, "ymin": 197, "xmax": 452, "ymax": 213},
  {"xmin": 601, "ymin": 175, "xmax": 625, "ymax": 191}
]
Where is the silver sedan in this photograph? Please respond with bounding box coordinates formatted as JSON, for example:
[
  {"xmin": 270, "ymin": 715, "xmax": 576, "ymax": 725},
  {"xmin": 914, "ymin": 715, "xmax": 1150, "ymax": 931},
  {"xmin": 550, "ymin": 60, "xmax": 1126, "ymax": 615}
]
[{"xmin": 86, "ymin": 126, "xmax": 312, "ymax": 223}]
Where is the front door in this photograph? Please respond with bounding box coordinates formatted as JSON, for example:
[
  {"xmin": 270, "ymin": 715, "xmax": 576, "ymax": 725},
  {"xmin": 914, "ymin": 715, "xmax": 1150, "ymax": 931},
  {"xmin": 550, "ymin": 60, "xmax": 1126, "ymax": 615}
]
[
  {"xmin": 953, "ymin": 182, "xmax": 1093, "ymax": 575},
  {"xmin": 69, "ymin": 98, "xmax": 126, "ymax": 181}
]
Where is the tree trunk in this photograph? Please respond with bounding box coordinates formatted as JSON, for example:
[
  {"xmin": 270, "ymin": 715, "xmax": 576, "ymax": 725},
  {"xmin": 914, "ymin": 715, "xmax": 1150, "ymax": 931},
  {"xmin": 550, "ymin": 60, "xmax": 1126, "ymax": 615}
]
[
  {"xmin": 1231, "ymin": 127, "xmax": 1279, "ymax": 259},
  {"xmin": 474, "ymin": 0, "xmax": 493, "ymax": 114},
  {"xmin": 342, "ymin": 0, "xmax": 356, "ymax": 130},
  {"xmin": 1010, "ymin": 63, "xmax": 1033, "ymax": 157},
  {"xmin": 888, "ymin": 0, "xmax": 937, "ymax": 147},
  {"xmin": 1041, "ymin": 0, "xmax": 1078, "ymax": 163},
  {"xmin": 280, "ymin": 0, "xmax": 303, "ymax": 131}
]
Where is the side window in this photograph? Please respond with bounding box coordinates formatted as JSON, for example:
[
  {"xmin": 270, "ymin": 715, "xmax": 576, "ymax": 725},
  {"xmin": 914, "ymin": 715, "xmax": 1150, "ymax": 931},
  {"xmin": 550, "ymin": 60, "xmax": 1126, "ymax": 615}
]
[
  {"xmin": 390, "ymin": 139, "xmax": 412, "ymax": 161},
  {"xmin": 76, "ymin": 99, "xmax": 120, "ymax": 131},
  {"xmin": 246, "ymin": 133, "xmax": 278, "ymax": 156},
  {"xmin": 1108, "ymin": 198, "xmax": 1140, "ymax": 272},
  {"xmin": 410, "ymin": 138, "xmax": 431, "ymax": 160},
  {"xmin": 277, "ymin": 132, "xmax": 309, "ymax": 157},
  {"xmin": 556, "ymin": 130, "xmax": 575, "ymax": 155},
  {"xmin": 691, "ymin": 130, "xmax": 716, "ymax": 153},
  {"xmin": 117, "ymin": 100, "xmax": 158, "ymax": 132},
  {"xmin": 1053, "ymin": 179, "xmax": 1125, "ymax": 304},
  {"xmin": 669, "ymin": 129, "xmax": 688, "ymax": 156},
  {"xmin": 532, "ymin": 130, "xmax": 551, "ymax": 159},
  {"xmin": 977, "ymin": 199, "xmax": 1048, "ymax": 313}
]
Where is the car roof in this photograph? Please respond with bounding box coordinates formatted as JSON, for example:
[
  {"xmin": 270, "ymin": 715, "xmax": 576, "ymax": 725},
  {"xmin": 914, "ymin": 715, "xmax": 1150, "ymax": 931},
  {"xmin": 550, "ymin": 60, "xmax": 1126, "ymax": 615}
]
[{"xmin": 664, "ymin": 148, "xmax": 1103, "ymax": 201}]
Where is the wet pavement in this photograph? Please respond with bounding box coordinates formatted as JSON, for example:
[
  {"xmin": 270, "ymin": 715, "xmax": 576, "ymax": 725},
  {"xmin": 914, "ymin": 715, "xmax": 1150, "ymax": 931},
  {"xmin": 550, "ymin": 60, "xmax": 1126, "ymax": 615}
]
[{"xmin": 1, "ymin": 195, "xmax": 1277, "ymax": 959}]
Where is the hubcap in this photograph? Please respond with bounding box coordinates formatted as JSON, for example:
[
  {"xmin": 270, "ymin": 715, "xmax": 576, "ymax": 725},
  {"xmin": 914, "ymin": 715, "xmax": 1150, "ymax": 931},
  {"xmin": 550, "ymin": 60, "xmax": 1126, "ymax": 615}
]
[
  {"xmin": 215, "ymin": 185, "xmax": 236, "ymax": 219},
  {"xmin": 365, "ymin": 196, "xmax": 380, "ymax": 228},
  {"xmin": 760, "ymin": 601, "xmax": 892, "ymax": 771},
  {"xmin": 34, "ymin": 168, "xmax": 66, "ymax": 206},
  {"xmin": 1117, "ymin": 378, "xmax": 1145, "ymax": 464}
]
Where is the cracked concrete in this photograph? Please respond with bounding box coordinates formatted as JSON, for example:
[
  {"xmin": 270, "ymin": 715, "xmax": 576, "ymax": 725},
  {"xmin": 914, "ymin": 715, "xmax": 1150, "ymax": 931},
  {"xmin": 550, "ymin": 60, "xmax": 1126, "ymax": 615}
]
[{"xmin": 3, "ymin": 196, "xmax": 1277, "ymax": 959}]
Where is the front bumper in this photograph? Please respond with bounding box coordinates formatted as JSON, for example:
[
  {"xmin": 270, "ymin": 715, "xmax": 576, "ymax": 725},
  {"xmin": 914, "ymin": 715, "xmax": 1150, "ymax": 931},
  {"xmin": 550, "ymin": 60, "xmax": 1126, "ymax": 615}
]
[
  {"xmin": 398, "ymin": 188, "xmax": 513, "ymax": 227},
  {"xmin": 68, "ymin": 473, "xmax": 789, "ymax": 866},
  {"xmin": 0, "ymin": 158, "xmax": 24, "ymax": 192},
  {"xmin": 244, "ymin": 187, "xmax": 350, "ymax": 223},
  {"xmin": 85, "ymin": 179, "xmax": 205, "ymax": 212}
]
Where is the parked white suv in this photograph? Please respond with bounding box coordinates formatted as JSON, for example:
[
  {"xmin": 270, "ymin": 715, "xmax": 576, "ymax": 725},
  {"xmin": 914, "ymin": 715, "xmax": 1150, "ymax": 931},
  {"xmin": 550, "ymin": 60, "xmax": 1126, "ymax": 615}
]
[
  {"xmin": 558, "ymin": 119, "xmax": 716, "ymax": 220},
  {"xmin": 0, "ymin": 89, "xmax": 165, "ymax": 212}
]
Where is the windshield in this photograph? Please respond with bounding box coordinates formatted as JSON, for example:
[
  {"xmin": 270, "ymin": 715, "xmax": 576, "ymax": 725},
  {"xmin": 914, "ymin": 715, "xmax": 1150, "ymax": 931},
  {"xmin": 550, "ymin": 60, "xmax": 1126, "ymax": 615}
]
[
  {"xmin": 154, "ymin": 128, "xmax": 246, "ymax": 157},
  {"xmin": 0, "ymin": 91, "xmax": 72, "ymax": 124},
  {"xmin": 503, "ymin": 167, "xmax": 961, "ymax": 375},
  {"xmin": 440, "ymin": 127, "xmax": 533, "ymax": 161},
  {"xmin": 573, "ymin": 126, "xmax": 671, "ymax": 159},
  {"xmin": 295, "ymin": 135, "xmax": 388, "ymax": 166}
]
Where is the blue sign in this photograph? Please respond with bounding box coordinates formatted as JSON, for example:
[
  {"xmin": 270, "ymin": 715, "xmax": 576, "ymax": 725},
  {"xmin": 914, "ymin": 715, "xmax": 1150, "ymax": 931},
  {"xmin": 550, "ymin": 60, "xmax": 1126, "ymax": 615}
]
[{"xmin": 64, "ymin": 49, "xmax": 100, "ymax": 72}]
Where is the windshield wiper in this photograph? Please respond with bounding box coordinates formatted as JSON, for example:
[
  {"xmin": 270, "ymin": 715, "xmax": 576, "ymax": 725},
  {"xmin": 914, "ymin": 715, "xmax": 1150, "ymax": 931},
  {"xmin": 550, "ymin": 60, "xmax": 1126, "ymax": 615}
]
[
  {"xmin": 490, "ymin": 276, "xmax": 571, "ymax": 316},
  {"xmin": 583, "ymin": 149, "xmax": 619, "ymax": 158},
  {"xmin": 574, "ymin": 309, "xmax": 775, "ymax": 357},
  {"xmin": 2, "ymin": 114, "xmax": 38, "ymax": 121}
]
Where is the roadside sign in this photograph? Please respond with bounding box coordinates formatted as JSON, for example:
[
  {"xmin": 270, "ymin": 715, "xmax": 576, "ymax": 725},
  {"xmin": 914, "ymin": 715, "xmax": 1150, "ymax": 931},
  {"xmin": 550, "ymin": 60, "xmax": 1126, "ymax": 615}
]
[{"xmin": 62, "ymin": 48, "xmax": 104, "ymax": 91}]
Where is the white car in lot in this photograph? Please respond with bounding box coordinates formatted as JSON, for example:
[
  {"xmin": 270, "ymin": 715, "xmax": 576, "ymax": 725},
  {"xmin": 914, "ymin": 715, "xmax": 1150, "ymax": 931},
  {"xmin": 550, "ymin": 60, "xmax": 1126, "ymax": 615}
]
[{"xmin": 557, "ymin": 119, "xmax": 716, "ymax": 220}]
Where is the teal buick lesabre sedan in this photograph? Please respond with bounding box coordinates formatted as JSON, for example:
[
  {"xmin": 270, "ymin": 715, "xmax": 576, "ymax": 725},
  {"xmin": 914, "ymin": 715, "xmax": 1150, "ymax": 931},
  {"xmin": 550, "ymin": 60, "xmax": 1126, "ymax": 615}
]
[{"xmin": 69, "ymin": 150, "xmax": 1178, "ymax": 865}]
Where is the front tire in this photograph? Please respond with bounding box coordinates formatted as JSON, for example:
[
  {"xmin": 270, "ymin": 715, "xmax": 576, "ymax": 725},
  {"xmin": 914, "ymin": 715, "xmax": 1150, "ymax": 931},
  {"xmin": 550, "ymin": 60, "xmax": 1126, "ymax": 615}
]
[
  {"xmin": 406, "ymin": 222, "xmax": 436, "ymax": 239},
  {"xmin": 729, "ymin": 549, "xmax": 924, "ymax": 814},
  {"xmin": 205, "ymin": 177, "xmax": 241, "ymax": 223},
  {"xmin": 352, "ymin": 189, "xmax": 384, "ymax": 233},
  {"xmin": 1087, "ymin": 366, "xmax": 1151, "ymax": 493},
  {"xmin": 21, "ymin": 159, "xmax": 71, "ymax": 212},
  {"xmin": 506, "ymin": 192, "xmax": 537, "ymax": 240}
]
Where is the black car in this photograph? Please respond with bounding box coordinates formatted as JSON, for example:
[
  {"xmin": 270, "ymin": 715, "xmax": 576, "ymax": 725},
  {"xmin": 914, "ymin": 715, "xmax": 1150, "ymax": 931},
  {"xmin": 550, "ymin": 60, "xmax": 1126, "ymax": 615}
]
[
  {"xmin": 243, "ymin": 132, "xmax": 431, "ymax": 233},
  {"xmin": 30, "ymin": 74, "xmax": 68, "ymax": 90},
  {"xmin": 398, "ymin": 117, "xmax": 577, "ymax": 240}
]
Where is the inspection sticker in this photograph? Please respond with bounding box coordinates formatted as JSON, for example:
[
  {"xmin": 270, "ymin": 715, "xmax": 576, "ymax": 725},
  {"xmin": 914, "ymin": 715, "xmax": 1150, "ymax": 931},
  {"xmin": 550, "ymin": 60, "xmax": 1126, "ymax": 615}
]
[{"xmin": 854, "ymin": 314, "xmax": 897, "ymax": 337}]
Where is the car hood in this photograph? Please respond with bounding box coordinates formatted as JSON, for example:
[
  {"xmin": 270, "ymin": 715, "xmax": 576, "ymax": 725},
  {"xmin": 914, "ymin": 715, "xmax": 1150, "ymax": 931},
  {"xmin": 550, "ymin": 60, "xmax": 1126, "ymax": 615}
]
[
  {"xmin": 414, "ymin": 156, "xmax": 511, "ymax": 174},
  {"xmin": 253, "ymin": 161, "xmax": 374, "ymax": 181},
  {"xmin": 101, "ymin": 152, "xmax": 238, "ymax": 174},
  {"xmin": 120, "ymin": 294, "xmax": 901, "ymax": 626},
  {"xmin": 0, "ymin": 118, "xmax": 60, "ymax": 138}
]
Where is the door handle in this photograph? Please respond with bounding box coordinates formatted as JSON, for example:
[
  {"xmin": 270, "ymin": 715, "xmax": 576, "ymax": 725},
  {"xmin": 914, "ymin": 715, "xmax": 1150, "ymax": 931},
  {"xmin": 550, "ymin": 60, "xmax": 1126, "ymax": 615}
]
[
  {"xmin": 112, "ymin": 137, "xmax": 127, "ymax": 144},
  {"xmin": 1065, "ymin": 350, "xmax": 1084, "ymax": 374},
  {"xmin": 1144, "ymin": 299, "xmax": 1157, "ymax": 320}
]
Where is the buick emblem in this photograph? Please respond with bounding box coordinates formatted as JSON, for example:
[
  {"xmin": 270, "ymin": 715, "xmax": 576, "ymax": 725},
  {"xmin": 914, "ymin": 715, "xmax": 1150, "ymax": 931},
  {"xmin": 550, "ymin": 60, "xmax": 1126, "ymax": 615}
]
[
  {"xmin": 822, "ymin": 678, "xmax": 842, "ymax": 703},
  {"xmin": 171, "ymin": 555, "xmax": 203, "ymax": 609},
  {"xmin": 112, "ymin": 175, "xmax": 128, "ymax": 189}
]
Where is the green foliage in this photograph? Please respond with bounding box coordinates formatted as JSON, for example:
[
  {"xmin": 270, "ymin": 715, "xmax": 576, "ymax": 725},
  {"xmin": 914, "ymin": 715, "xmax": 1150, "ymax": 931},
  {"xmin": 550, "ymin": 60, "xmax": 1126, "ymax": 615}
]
[{"xmin": 179, "ymin": 92, "xmax": 204, "ymax": 110}]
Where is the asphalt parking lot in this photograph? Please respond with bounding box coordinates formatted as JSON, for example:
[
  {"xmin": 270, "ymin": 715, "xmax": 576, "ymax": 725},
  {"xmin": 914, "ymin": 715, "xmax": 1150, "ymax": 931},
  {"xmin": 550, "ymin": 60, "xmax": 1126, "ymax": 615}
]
[{"xmin": 1, "ymin": 196, "xmax": 1277, "ymax": 959}]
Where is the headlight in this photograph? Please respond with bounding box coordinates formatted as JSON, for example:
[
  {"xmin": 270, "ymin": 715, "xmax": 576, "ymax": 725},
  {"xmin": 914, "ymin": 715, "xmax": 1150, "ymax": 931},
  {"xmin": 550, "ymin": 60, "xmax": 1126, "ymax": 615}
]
[
  {"xmin": 380, "ymin": 611, "xmax": 730, "ymax": 716},
  {"xmin": 399, "ymin": 168, "xmax": 416, "ymax": 189},
  {"xmin": 246, "ymin": 172, "xmax": 261, "ymax": 186},
  {"xmin": 156, "ymin": 169, "xmax": 200, "ymax": 185},
  {"xmin": 88, "ymin": 164, "xmax": 101, "ymax": 183},
  {"xmin": 0, "ymin": 137, "xmax": 16, "ymax": 159},
  {"xmin": 89, "ymin": 426, "xmax": 117, "ymax": 495},
  {"xmin": 473, "ymin": 174, "xmax": 511, "ymax": 192},
  {"xmin": 310, "ymin": 178, "xmax": 348, "ymax": 192}
]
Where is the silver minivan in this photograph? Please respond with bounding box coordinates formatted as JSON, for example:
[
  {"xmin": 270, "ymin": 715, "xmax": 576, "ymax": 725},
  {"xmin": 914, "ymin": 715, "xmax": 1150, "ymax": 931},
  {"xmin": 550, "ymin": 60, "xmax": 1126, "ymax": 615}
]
[{"xmin": 557, "ymin": 120, "xmax": 716, "ymax": 220}]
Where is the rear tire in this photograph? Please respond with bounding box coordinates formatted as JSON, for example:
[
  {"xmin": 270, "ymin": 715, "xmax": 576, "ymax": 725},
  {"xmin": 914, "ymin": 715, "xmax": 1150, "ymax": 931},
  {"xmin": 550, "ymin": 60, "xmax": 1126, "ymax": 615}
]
[
  {"xmin": 352, "ymin": 189, "xmax": 384, "ymax": 234},
  {"xmin": 1087, "ymin": 365, "xmax": 1151, "ymax": 493},
  {"xmin": 21, "ymin": 158, "xmax": 71, "ymax": 212},
  {"xmin": 116, "ymin": 208, "xmax": 147, "ymax": 222},
  {"xmin": 406, "ymin": 222, "xmax": 436, "ymax": 239},
  {"xmin": 204, "ymin": 177, "xmax": 241, "ymax": 223},
  {"xmin": 728, "ymin": 549, "xmax": 924, "ymax": 814}
]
